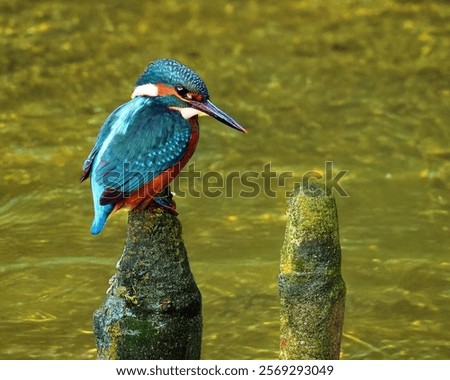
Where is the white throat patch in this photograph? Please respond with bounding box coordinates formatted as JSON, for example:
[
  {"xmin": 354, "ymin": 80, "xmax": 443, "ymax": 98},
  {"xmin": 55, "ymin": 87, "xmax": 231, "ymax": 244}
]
[{"xmin": 170, "ymin": 107, "xmax": 207, "ymax": 120}]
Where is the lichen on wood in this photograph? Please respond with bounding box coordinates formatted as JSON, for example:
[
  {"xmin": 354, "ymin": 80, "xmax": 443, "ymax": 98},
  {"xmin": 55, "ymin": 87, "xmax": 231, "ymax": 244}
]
[
  {"xmin": 93, "ymin": 208, "xmax": 202, "ymax": 360},
  {"xmin": 279, "ymin": 183, "xmax": 346, "ymax": 360}
]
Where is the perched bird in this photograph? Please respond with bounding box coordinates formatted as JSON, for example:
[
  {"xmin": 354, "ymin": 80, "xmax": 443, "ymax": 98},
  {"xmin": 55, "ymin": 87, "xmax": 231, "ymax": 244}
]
[{"xmin": 80, "ymin": 59, "xmax": 246, "ymax": 235}]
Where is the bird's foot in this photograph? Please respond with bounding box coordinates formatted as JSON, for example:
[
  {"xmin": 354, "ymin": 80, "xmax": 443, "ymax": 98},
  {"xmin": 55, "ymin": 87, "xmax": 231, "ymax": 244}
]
[{"xmin": 148, "ymin": 188, "xmax": 178, "ymax": 215}]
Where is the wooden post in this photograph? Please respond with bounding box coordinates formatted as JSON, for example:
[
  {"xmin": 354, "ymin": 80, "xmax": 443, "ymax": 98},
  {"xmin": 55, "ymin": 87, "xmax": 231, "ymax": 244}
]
[
  {"xmin": 279, "ymin": 183, "xmax": 346, "ymax": 359},
  {"xmin": 93, "ymin": 209, "xmax": 202, "ymax": 359}
]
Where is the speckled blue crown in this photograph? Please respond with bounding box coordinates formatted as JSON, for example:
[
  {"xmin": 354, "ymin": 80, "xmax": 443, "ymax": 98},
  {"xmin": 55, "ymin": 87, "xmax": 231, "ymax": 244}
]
[{"xmin": 135, "ymin": 59, "xmax": 209, "ymax": 99}]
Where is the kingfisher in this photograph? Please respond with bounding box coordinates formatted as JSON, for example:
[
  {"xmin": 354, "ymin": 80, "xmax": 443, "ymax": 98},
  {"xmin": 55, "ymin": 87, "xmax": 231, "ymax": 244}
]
[{"xmin": 80, "ymin": 59, "xmax": 246, "ymax": 235}]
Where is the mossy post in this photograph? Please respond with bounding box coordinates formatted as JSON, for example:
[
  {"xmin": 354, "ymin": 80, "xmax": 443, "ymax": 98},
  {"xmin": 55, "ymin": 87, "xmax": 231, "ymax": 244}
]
[
  {"xmin": 279, "ymin": 183, "xmax": 346, "ymax": 359},
  {"xmin": 93, "ymin": 208, "xmax": 202, "ymax": 359}
]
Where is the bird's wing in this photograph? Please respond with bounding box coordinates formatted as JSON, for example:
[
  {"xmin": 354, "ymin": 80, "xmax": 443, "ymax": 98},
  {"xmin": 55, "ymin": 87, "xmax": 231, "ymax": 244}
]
[
  {"xmin": 79, "ymin": 105, "xmax": 121, "ymax": 183},
  {"xmin": 91, "ymin": 98, "xmax": 191, "ymax": 205}
]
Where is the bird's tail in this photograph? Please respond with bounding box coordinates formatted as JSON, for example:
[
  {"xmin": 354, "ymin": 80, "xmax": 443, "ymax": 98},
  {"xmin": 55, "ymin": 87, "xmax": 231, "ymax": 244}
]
[{"xmin": 90, "ymin": 203, "xmax": 114, "ymax": 235}]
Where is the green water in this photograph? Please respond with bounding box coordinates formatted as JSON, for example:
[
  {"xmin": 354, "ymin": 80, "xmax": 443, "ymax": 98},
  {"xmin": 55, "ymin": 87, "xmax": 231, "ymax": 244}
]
[{"xmin": 1, "ymin": 0, "xmax": 449, "ymax": 359}]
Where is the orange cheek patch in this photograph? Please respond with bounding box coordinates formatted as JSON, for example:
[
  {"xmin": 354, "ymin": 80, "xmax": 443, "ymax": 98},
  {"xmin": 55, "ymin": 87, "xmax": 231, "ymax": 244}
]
[
  {"xmin": 156, "ymin": 83, "xmax": 178, "ymax": 96},
  {"xmin": 157, "ymin": 84, "xmax": 203, "ymax": 102},
  {"xmin": 191, "ymin": 93, "xmax": 203, "ymax": 102}
]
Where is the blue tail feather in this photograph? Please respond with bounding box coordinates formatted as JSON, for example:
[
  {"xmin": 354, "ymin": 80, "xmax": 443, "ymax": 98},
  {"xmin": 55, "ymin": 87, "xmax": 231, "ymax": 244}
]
[
  {"xmin": 89, "ymin": 165, "xmax": 114, "ymax": 235},
  {"xmin": 90, "ymin": 204, "xmax": 114, "ymax": 235}
]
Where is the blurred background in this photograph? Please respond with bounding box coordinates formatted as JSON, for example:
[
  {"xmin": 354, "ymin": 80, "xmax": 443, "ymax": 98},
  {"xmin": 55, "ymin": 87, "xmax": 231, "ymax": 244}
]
[{"xmin": 1, "ymin": 0, "xmax": 449, "ymax": 359}]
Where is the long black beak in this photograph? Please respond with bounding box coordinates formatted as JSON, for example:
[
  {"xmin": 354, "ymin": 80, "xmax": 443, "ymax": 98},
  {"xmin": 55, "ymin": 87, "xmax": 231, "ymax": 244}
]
[{"xmin": 190, "ymin": 99, "xmax": 247, "ymax": 133}]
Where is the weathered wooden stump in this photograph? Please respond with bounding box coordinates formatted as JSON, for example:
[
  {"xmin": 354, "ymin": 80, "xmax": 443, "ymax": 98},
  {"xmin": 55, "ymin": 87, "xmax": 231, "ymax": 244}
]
[
  {"xmin": 279, "ymin": 183, "xmax": 346, "ymax": 359},
  {"xmin": 93, "ymin": 208, "xmax": 202, "ymax": 360}
]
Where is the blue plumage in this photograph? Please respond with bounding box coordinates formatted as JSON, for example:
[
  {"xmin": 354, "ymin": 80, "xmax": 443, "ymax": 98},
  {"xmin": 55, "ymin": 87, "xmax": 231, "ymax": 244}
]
[
  {"xmin": 81, "ymin": 59, "xmax": 246, "ymax": 235},
  {"xmin": 135, "ymin": 59, "xmax": 209, "ymax": 99},
  {"xmin": 82, "ymin": 96, "xmax": 191, "ymax": 235}
]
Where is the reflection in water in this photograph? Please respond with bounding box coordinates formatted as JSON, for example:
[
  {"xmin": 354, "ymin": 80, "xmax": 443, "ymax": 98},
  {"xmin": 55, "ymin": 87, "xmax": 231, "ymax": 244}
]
[{"xmin": 1, "ymin": 0, "xmax": 449, "ymax": 359}]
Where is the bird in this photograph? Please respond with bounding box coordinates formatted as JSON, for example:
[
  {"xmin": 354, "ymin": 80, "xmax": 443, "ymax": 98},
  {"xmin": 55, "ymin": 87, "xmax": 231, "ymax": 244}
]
[{"xmin": 80, "ymin": 58, "xmax": 246, "ymax": 235}]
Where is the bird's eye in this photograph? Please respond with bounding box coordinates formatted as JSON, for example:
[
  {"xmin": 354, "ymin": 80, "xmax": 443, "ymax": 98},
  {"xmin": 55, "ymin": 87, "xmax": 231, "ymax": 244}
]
[{"xmin": 175, "ymin": 85, "xmax": 191, "ymax": 99}]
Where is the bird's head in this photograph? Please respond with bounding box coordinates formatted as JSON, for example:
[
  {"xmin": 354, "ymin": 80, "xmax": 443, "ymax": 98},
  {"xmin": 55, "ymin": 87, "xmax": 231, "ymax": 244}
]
[{"xmin": 131, "ymin": 59, "xmax": 246, "ymax": 133}]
